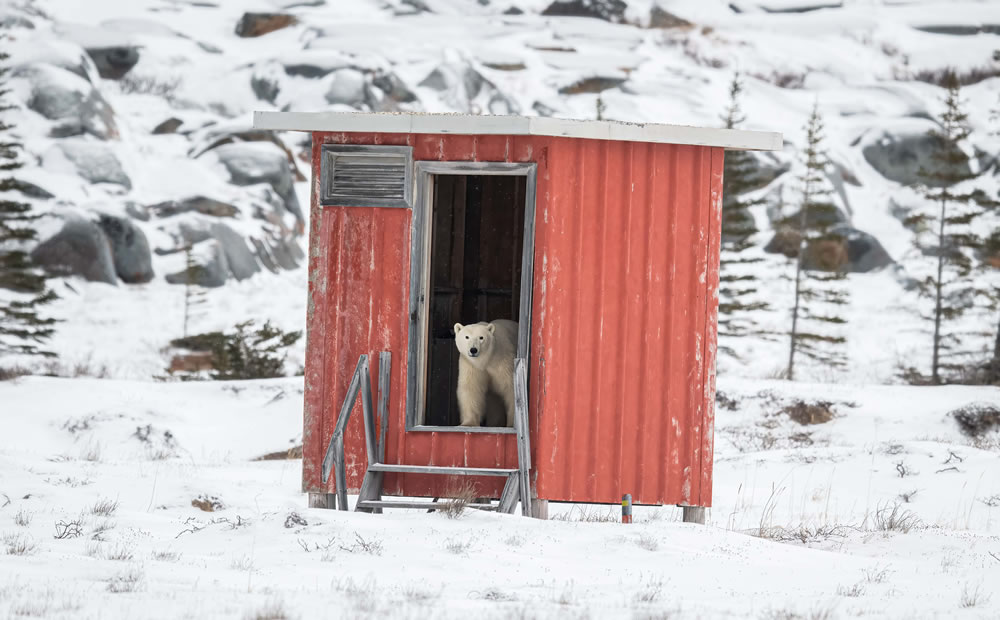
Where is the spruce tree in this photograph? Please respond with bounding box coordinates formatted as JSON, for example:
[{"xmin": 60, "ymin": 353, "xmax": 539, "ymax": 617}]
[
  {"xmin": 0, "ymin": 46, "xmax": 57, "ymax": 358},
  {"xmin": 718, "ymin": 72, "xmax": 768, "ymax": 346},
  {"xmin": 786, "ymin": 103, "xmax": 849, "ymax": 380},
  {"xmin": 909, "ymin": 71, "xmax": 996, "ymax": 383}
]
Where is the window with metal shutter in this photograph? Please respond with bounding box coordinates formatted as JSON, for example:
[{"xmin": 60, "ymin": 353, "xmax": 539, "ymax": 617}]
[{"xmin": 320, "ymin": 145, "xmax": 413, "ymax": 208}]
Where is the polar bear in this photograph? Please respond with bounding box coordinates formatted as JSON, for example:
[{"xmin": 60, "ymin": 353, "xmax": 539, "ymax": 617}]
[{"xmin": 453, "ymin": 319, "xmax": 518, "ymax": 427}]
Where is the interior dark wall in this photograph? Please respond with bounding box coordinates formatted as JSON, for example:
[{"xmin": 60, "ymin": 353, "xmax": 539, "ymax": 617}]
[{"xmin": 424, "ymin": 174, "xmax": 527, "ymax": 426}]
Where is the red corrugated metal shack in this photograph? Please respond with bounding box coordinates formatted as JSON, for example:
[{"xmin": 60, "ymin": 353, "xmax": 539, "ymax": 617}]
[{"xmin": 253, "ymin": 111, "xmax": 782, "ymax": 520}]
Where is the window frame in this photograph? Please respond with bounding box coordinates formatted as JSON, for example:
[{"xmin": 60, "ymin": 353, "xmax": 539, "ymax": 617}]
[{"xmin": 405, "ymin": 161, "xmax": 537, "ymax": 434}]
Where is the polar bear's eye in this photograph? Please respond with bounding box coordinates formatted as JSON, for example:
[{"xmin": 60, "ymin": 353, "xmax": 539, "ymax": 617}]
[{"xmin": 465, "ymin": 336, "xmax": 469, "ymax": 339}]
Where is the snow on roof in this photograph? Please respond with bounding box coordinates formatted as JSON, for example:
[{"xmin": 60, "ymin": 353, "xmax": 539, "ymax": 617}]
[{"xmin": 253, "ymin": 111, "xmax": 783, "ymax": 151}]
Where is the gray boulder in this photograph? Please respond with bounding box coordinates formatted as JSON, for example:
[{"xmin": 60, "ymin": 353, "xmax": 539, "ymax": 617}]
[
  {"xmin": 419, "ymin": 54, "xmax": 519, "ymax": 115},
  {"xmin": 325, "ymin": 68, "xmax": 369, "ymax": 107},
  {"xmin": 235, "ymin": 12, "xmax": 297, "ymax": 37},
  {"xmin": 212, "ymin": 142, "xmax": 302, "ymax": 223},
  {"xmin": 862, "ymin": 128, "xmax": 972, "ymax": 187},
  {"xmin": 86, "ymin": 47, "xmax": 140, "ymax": 80},
  {"xmin": 97, "ymin": 214, "xmax": 154, "ymax": 283},
  {"xmin": 372, "ymin": 71, "xmax": 417, "ymax": 103},
  {"xmin": 149, "ymin": 196, "xmax": 238, "ymax": 218},
  {"xmin": 165, "ymin": 241, "xmax": 229, "ymax": 288},
  {"xmin": 829, "ymin": 225, "xmax": 893, "ymax": 273},
  {"xmin": 44, "ymin": 140, "xmax": 131, "ymax": 188},
  {"xmin": 31, "ymin": 217, "xmax": 117, "ymax": 285},
  {"xmin": 23, "ymin": 64, "xmax": 118, "ymax": 139},
  {"xmin": 541, "ymin": 0, "xmax": 627, "ymax": 22},
  {"xmin": 209, "ymin": 223, "xmax": 260, "ymax": 281},
  {"xmin": 152, "ymin": 117, "xmax": 183, "ymax": 134}
]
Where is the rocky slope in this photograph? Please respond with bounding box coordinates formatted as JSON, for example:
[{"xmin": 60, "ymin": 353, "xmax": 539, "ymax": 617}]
[{"xmin": 2, "ymin": 0, "xmax": 1000, "ymax": 381}]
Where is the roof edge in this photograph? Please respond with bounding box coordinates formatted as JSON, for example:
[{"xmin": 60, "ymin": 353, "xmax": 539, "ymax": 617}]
[{"xmin": 253, "ymin": 111, "xmax": 783, "ymax": 151}]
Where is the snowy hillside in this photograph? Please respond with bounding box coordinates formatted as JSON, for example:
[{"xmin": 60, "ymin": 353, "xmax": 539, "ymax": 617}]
[
  {"xmin": 1, "ymin": 0, "xmax": 1000, "ymax": 380},
  {"xmin": 1, "ymin": 375, "xmax": 998, "ymax": 618}
]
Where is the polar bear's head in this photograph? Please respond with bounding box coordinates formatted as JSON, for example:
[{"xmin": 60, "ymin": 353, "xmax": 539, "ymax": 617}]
[{"xmin": 454, "ymin": 322, "xmax": 497, "ymax": 363}]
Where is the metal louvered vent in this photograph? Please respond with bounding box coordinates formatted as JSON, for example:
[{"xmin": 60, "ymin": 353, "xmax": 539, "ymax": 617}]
[{"xmin": 320, "ymin": 145, "xmax": 413, "ymax": 208}]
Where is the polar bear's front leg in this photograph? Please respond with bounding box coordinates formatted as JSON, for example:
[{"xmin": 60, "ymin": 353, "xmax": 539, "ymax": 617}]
[{"xmin": 456, "ymin": 367, "xmax": 487, "ymax": 427}]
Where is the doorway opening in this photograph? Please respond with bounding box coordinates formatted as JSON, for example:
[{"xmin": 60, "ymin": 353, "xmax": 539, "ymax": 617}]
[{"xmin": 406, "ymin": 163, "xmax": 536, "ymax": 431}]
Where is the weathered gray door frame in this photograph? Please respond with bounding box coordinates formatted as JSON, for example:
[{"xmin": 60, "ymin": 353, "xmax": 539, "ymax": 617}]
[{"xmin": 405, "ymin": 161, "xmax": 537, "ymax": 433}]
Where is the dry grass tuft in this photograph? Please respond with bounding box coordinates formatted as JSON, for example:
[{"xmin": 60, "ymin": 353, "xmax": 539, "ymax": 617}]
[
  {"xmin": 246, "ymin": 599, "xmax": 294, "ymax": 620},
  {"xmin": 339, "ymin": 532, "xmax": 383, "ymax": 556},
  {"xmin": 3, "ymin": 532, "xmax": 38, "ymax": 556},
  {"xmin": 106, "ymin": 567, "xmax": 144, "ymax": 593},
  {"xmin": 867, "ymin": 502, "xmax": 921, "ymax": 535},
  {"xmin": 13, "ymin": 509, "xmax": 32, "ymax": 527},
  {"xmin": 444, "ymin": 537, "xmax": 474, "ymax": 555},
  {"xmin": 440, "ymin": 481, "xmax": 480, "ymax": 519},
  {"xmin": 90, "ymin": 498, "xmax": 119, "ymax": 517},
  {"xmin": 960, "ymin": 582, "xmax": 990, "ymax": 608}
]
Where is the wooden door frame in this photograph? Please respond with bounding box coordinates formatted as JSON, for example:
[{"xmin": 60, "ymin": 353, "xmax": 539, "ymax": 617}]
[{"xmin": 405, "ymin": 161, "xmax": 537, "ymax": 433}]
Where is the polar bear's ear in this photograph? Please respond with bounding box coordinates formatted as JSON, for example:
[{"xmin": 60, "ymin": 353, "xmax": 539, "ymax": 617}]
[
  {"xmin": 453, "ymin": 323, "xmax": 463, "ymax": 335},
  {"xmin": 487, "ymin": 323, "xmax": 496, "ymax": 334}
]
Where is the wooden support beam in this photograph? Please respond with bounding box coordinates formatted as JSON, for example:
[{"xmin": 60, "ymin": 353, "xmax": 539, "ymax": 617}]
[{"xmin": 682, "ymin": 506, "xmax": 706, "ymax": 524}]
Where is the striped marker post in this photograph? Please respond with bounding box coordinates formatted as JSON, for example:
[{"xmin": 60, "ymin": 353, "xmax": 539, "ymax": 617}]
[{"xmin": 622, "ymin": 494, "xmax": 632, "ymax": 524}]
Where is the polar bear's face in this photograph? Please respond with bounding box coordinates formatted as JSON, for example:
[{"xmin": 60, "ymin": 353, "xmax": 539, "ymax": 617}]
[{"xmin": 453, "ymin": 322, "xmax": 497, "ymax": 361}]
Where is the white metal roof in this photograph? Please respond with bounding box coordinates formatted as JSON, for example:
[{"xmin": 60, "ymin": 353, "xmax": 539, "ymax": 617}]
[{"xmin": 253, "ymin": 111, "xmax": 783, "ymax": 151}]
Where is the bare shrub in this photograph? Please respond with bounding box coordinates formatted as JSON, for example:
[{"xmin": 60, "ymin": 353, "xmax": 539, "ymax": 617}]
[
  {"xmin": 762, "ymin": 605, "xmax": 835, "ymax": 620},
  {"xmin": 3, "ymin": 532, "xmax": 38, "ymax": 555},
  {"xmin": 503, "ymin": 534, "xmax": 526, "ymax": 547},
  {"xmin": 444, "ymin": 537, "xmax": 473, "ymax": 555},
  {"xmin": 633, "ymin": 577, "xmax": 664, "ymax": 604},
  {"xmin": 950, "ymin": 402, "xmax": 1000, "ymax": 437},
  {"xmin": 339, "ymin": 532, "xmax": 383, "ymax": 556},
  {"xmin": 782, "ymin": 400, "xmax": 835, "ymax": 425},
  {"xmin": 898, "ymin": 489, "xmax": 919, "ymax": 503},
  {"xmin": 863, "ymin": 565, "xmax": 890, "ymax": 584},
  {"xmin": 284, "ymin": 512, "xmax": 308, "ymax": 528},
  {"xmin": 151, "ymin": 549, "xmax": 181, "ymax": 562},
  {"xmin": 231, "ymin": 555, "xmax": 255, "ymax": 571},
  {"xmin": 80, "ymin": 441, "xmax": 103, "ymax": 462},
  {"xmin": 297, "ymin": 537, "xmax": 337, "ymax": 554},
  {"xmin": 53, "ymin": 519, "xmax": 83, "ymax": 539},
  {"xmin": 246, "ymin": 599, "xmax": 294, "ymax": 620},
  {"xmin": 960, "ymin": 582, "xmax": 990, "ymax": 608},
  {"xmin": 106, "ymin": 567, "xmax": 144, "ymax": 593},
  {"xmin": 472, "ymin": 587, "xmax": 516, "ymax": 602},
  {"xmin": 979, "ymin": 494, "xmax": 1000, "ymax": 507},
  {"xmin": 550, "ymin": 506, "xmax": 618, "ymax": 522},
  {"xmin": 13, "ymin": 509, "xmax": 32, "ymax": 527},
  {"xmin": 836, "ymin": 582, "xmax": 865, "ymax": 597},
  {"xmin": 895, "ymin": 461, "xmax": 915, "ymax": 477},
  {"xmin": 0, "ymin": 365, "xmax": 30, "ymax": 381},
  {"xmin": 636, "ymin": 533, "xmax": 659, "ymax": 551},
  {"xmin": 90, "ymin": 498, "xmax": 120, "ymax": 517},
  {"xmin": 191, "ymin": 495, "xmax": 225, "ymax": 512},
  {"xmin": 867, "ymin": 502, "xmax": 921, "ymax": 534}
]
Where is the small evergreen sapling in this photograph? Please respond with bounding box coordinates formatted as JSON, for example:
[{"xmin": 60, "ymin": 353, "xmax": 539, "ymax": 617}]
[
  {"xmin": 908, "ymin": 71, "xmax": 997, "ymax": 383},
  {"xmin": 786, "ymin": 103, "xmax": 849, "ymax": 380},
  {"xmin": 718, "ymin": 72, "xmax": 769, "ymax": 346},
  {"xmin": 0, "ymin": 46, "xmax": 57, "ymax": 358}
]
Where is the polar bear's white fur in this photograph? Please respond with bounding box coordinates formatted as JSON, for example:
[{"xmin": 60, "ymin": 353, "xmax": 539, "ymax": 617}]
[{"xmin": 453, "ymin": 319, "xmax": 518, "ymax": 427}]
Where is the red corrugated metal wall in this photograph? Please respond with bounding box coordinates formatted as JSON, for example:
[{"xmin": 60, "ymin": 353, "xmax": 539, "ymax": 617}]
[
  {"xmin": 303, "ymin": 131, "xmax": 722, "ymax": 508},
  {"xmin": 532, "ymin": 139, "xmax": 722, "ymax": 507}
]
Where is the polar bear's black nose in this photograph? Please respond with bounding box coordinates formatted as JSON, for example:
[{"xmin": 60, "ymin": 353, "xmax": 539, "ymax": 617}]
[{"xmin": 469, "ymin": 347, "xmax": 479, "ymax": 356}]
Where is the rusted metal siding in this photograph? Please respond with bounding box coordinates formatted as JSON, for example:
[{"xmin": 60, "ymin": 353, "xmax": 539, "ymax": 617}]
[
  {"xmin": 531, "ymin": 139, "xmax": 722, "ymax": 507},
  {"xmin": 303, "ymin": 130, "xmax": 722, "ymax": 508}
]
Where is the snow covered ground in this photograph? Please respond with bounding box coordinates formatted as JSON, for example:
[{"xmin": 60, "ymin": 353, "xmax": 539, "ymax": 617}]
[
  {"xmin": 1, "ymin": 375, "xmax": 998, "ymax": 619},
  {"xmin": 3, "ymin": 0, "xmax": 1000, "ymax": 617}
]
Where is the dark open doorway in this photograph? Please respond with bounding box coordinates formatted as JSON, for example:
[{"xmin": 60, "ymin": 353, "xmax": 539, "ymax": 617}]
[{"xmin": 423, "ymin": 174, "xmax": 527, "ymax": 427}]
